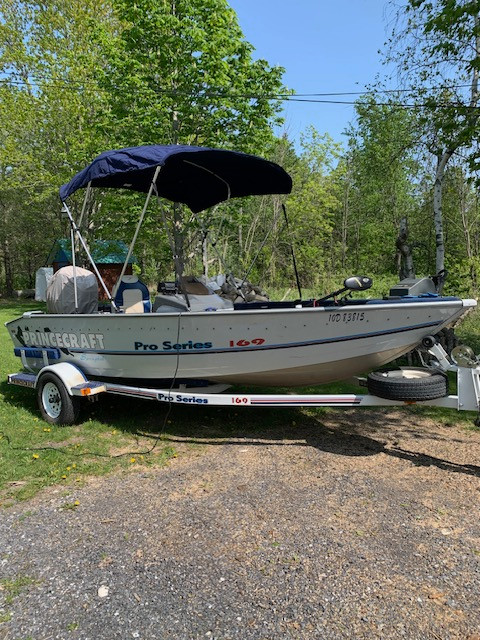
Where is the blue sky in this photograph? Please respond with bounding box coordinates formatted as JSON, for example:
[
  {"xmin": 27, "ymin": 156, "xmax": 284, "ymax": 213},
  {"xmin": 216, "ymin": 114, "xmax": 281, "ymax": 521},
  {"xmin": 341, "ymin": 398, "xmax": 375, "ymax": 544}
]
[{"xmin": 228, "ymin": 0, "xmax": 392, "ymax": 147}]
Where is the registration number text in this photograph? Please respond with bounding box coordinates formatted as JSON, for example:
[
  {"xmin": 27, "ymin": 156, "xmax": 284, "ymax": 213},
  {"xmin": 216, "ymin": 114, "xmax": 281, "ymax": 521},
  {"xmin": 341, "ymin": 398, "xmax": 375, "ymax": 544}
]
[{"xmin": 328, "ymin": 312, "xmax": 365, "ymax": 323}]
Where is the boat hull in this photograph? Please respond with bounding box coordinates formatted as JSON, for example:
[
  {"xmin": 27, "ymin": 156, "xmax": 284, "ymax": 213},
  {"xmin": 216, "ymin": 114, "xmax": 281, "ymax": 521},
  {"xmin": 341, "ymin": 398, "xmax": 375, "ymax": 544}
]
[{"xmin": 6, "ymin": 298, "xmax": 476, "ymax": 387}]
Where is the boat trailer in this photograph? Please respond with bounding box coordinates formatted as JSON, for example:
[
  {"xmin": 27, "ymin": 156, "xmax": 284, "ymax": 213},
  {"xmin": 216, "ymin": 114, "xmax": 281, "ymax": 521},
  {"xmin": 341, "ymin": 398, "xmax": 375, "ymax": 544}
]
[{"xmin": 7, "ymin": 342, "xmax": 480, "ymax": 425}]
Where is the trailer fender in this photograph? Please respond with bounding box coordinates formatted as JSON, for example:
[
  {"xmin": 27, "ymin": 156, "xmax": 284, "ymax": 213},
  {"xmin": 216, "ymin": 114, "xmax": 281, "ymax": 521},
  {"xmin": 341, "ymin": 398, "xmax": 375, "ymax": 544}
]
[{"xmin": 35, "ymin": 363, "xmax": 87, "ymax": 395}]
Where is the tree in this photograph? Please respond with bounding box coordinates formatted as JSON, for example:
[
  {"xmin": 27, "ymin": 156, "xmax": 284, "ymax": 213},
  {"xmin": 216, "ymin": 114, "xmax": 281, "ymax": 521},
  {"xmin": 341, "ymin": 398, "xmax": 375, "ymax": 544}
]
[
  {"xmin": 283, "ymin": 128, "xmax": 343, "ymax": 290},
  {"xmin": 94, "ymin": 0, "xmax": 287, "ymax": 279},
  {"xmin": 0, "ymin": 0, "xmax": 113, "ymax": 292},
  {"xmin": 345, "ymin": 97, "xmax": 420, "ymax": 276},
  {"xmin": 0, "ymin": 0, "xmax": 288, "ymax": 292},
  {"xmin": 440, "ymin": 163, "xmax": 480, "ymax": 294},
  {"xmin": 386, "ymin": 0, "xmax": 480, "ymax": 279},
  {"xmin": 98, "ymin": 0, "xmax": 285, "ymax": 151}
]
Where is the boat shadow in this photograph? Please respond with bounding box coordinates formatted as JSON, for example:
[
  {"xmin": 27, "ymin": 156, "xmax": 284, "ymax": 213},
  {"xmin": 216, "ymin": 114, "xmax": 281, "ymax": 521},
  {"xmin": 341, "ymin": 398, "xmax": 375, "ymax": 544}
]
[
  {"xmin": 2, "ymin": 381, "xmax": 480, "ymax": 479},
  {"xmin": 97, "ymin": 394, "xmax": 480, "ymax": 478}
]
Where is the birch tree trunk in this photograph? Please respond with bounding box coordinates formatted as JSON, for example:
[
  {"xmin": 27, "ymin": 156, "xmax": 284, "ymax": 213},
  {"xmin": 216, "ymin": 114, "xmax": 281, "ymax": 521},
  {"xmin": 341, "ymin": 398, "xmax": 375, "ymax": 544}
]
[
  {"xmin": 431, "ymin": 14, "xmax": 479, "ymax": 284},
  {"xmin": 433, "ymin": 149, "xmax": 454, "ymax": 276}
]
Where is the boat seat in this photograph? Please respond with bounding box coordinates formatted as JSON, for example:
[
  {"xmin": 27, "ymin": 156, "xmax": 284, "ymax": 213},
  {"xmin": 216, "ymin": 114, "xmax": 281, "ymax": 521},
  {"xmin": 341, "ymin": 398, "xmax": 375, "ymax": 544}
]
[{"xmin": 114, "ymin": 275, "xmax": 151, "ymax": 313}]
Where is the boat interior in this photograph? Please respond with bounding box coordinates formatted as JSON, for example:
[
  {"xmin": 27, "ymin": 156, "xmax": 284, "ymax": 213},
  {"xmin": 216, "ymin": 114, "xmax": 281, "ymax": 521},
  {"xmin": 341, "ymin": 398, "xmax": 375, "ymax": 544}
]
[{"xmin": 42, "ymin": 266, "xmax": 452, "ymax": 317}]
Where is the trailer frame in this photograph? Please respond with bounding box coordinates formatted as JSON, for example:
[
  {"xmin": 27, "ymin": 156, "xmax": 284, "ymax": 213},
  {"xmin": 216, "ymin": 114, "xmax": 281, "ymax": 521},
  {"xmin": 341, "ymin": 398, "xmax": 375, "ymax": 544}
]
[{"xmin": 7, "ymin": 343, "xmax": 480, "ymax": 424}]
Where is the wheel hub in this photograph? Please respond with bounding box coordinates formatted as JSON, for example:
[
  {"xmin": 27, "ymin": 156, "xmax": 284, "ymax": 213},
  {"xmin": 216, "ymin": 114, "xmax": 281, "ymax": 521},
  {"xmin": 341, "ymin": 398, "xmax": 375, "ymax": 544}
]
[{"xmin": 42, "ymin": 381, "xmax": 62, "ymax": 419}]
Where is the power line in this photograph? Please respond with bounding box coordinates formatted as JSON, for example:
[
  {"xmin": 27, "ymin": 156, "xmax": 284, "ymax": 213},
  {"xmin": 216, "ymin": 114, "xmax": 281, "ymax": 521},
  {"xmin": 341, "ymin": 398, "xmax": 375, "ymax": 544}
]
[
  {"xmin": 283, "ymin": 97, "xmax": 480, "ymax": 110},
  {"xmin": 0, "ymin": 74, "xmax": 472, "ymax": 95},
  {"xmin": 0, "ymin": 76, "xmax": 476, "ymax": 109},
  {"xmin": 0, "ymin": 74, "xmax": 472, "ymax": 96}
]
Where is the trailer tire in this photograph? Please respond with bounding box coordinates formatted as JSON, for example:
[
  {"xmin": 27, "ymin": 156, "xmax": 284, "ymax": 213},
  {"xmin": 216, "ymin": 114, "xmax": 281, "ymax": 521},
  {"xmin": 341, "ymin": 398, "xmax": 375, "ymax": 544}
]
[
  {"xmin": 37, "ymin": 372, "xmax": 81, "ymax": 425},
  {"xmin": 366, "ymin": 367, "xmax": 448, "ymax": 401}
]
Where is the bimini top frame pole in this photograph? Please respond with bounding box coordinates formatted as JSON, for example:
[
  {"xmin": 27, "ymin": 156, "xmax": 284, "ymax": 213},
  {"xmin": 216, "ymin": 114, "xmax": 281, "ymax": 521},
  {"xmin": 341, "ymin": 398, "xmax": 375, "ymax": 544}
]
[
  {"xmin": 61, "ymin": 201, "xmax": 119, "ymax": 311},
  {"xmin": 70, "ymin": 181, "xmax": 91, "ymax": 313},
  {"xmin": 70, "ymin": 224, "xmax": 78, "ymax": 313},
  {"xmin": 77, "ymin": 181, "xmax": 92, "ymax": 231},
  {"xmin": 113, "ymin": 165, "xmax": 162, "ymax": 297}
]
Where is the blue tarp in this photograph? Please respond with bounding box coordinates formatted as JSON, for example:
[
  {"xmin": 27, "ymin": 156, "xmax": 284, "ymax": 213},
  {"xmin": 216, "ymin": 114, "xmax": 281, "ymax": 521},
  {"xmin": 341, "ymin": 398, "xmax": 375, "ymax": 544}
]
[{"xmin": 60, "ymin": 144, "xmax": 292, "ymax": 213}]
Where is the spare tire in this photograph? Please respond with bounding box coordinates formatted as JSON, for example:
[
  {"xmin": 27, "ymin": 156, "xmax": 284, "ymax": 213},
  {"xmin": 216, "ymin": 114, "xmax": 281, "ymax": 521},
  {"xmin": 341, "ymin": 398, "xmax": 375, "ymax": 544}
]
[{"xmin": 367, "ymin": 367, "xmax": 448, "ymax": 401}]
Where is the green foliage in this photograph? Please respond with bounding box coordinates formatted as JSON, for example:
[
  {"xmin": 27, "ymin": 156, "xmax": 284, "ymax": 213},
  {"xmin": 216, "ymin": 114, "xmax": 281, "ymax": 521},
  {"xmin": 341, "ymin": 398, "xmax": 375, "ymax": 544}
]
[
  {"xmin": 406, "ymin": 0, "xmax": 480, "ymax": 159},
  {"xmin": 343, "ymin": 98, "xmax": 420, "ymax": 275},
  {"xmin": 97, "ymin": 0, "xmax": 286, "ymax": 151},
  {"xmin": 384, "ymin": 0, "xmax": 480, "ymax": 274},
  {"xmin": 285, "ymin": 129, "xmax": 342, "ymax": 287},
  {"xmin": 0, "ymin": 0, "xmax": 113, "ymax": 292},
  {"xmin": 0, "ymin": 0, "xmax": 287, "ymax": 293},
  {"xmin": 0, "ymin": 0, "xmax": 479, "ymax": 300},
  {"xmin": 0, "ymin": 575, "xmax": 38, "ymax": 605}
]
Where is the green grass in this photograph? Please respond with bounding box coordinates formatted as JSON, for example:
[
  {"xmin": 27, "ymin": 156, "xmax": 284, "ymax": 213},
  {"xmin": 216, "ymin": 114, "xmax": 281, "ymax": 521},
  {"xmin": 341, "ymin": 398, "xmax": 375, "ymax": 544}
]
[
  {"xmin": 0, "ymin": 300, "xmax": 178, "ymax": 505},
  {"xmin": 456, "ymin": 305, "xmax": 480, "ymax": 354},
  {"xmin": 0, "ymin": 575, "xmax": 39, "ymax": 605},
  {"xmin": 0, "ymin": 298, "xmax": 479, "ymax": 505}
]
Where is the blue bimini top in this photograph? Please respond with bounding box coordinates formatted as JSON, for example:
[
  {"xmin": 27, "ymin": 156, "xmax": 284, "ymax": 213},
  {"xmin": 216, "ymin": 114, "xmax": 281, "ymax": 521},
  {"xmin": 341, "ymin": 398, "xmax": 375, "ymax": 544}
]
[{"xmin": 60, "ymin": 144, "xmax": 293, "ymax": 213}]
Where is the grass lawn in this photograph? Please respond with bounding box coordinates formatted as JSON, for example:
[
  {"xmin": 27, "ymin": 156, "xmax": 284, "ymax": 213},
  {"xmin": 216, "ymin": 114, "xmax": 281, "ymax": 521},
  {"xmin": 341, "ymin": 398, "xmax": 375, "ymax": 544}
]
[
  {"xmin": 0, "ymin": 300, "xmax": 179, "ymax": 505},
  {"xmin": 0, "ymin": 298, "xmax": 479, "ymax": 505}
]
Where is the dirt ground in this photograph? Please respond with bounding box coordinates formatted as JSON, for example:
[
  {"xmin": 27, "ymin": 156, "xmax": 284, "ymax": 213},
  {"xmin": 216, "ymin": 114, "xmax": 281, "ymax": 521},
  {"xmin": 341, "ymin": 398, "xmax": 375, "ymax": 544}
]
[{"xmin": 1, "ymin": 407, "xmax": 480, "ymax": 640}]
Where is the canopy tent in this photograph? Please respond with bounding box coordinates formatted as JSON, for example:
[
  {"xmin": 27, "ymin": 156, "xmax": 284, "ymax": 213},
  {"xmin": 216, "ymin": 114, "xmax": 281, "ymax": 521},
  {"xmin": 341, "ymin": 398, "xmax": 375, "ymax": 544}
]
[
  {"xmin": 59, "ymin": 144, "xmax": 292, "ymax": 212},
  {"xmin": 47, "ymin": 239, "xmax": 136, "ymax": 266}
]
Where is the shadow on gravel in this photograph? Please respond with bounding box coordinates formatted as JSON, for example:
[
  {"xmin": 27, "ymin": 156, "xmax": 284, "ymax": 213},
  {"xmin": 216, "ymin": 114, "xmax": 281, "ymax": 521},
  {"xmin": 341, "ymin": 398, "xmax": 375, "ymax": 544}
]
[
  {"xmin": 385, "ymin": 445, "xmax": 480, "ymax": 477},
  {"xmin": 160, "ymin": 428, "xmax": 480, "ymax": 478}
]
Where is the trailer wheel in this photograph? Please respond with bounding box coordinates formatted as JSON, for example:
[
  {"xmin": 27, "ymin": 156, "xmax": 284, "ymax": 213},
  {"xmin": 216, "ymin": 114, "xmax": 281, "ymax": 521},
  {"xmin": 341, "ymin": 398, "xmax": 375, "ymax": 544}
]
[
  {"xmin": 367, "ymin": 367, "xmax": 448, "ymax": 401},
  {"xmin": 37, "ymin": 372, "xmax": 81, "ymax": 425}
]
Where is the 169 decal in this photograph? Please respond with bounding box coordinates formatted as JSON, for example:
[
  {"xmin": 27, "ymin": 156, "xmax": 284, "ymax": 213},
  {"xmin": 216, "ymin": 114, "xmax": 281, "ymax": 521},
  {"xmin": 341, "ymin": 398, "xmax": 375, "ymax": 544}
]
[{"xmin": 229, "ymin": 338, "xmax": 265, "ymax": 348}]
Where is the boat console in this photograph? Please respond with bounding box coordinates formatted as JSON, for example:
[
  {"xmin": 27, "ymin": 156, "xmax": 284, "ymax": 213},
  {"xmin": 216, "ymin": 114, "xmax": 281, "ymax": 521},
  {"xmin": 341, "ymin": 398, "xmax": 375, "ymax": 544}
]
[{"xmin": 153, "ymin": 278, "xmax": 233, "ymax": 312}]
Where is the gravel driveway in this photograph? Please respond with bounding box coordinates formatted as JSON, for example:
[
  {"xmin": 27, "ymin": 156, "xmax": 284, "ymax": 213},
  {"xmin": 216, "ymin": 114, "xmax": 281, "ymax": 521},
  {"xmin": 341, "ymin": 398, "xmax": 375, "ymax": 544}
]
[{"xmin": 1, "ymin": 408, "xmax": 480, "ymax": 640}]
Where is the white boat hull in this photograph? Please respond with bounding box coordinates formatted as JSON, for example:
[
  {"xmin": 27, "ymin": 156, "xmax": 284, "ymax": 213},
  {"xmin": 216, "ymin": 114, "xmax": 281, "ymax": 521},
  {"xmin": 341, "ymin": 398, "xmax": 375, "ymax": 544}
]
[{"xmin": 6, "ymin": 298, "xmax": 476, "ymax": 387}]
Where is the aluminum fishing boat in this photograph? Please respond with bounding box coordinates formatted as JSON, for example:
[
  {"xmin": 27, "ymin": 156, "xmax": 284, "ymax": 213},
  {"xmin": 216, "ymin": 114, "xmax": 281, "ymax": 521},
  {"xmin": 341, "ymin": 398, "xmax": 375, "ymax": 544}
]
[{"xmin": 5, "ymin": 145, "xmax": 477, "ymax": 388}]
